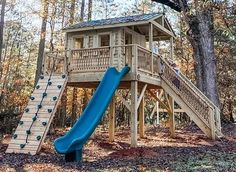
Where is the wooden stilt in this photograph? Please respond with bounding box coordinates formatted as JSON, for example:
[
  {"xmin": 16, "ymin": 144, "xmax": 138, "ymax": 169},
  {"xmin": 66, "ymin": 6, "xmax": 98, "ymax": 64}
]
[
  {"xmin": 168, "ymin": 94, "xmax": 175, "ymax": 137},
  {"xmin": 109, "ymin": 96, "xmax": 115, "ymax": 142},
  {"xmin": 139, "ymin": 97, "xmax": 145, "ymax": 138},
  {"xmin": 156, "ymin": 91, "xmax": 160, "ymax": 125},
  {"xmin": 131, "ymin": 81, "xmax": 138, "ymax": 147}
]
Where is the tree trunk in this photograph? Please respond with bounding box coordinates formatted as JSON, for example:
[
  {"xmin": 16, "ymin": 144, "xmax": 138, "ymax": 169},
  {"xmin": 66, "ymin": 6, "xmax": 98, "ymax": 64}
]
[
  {"xmin": 60, "ymin": 0, "xmax": 66, "ymax": 46},
  {"xmin": 35, "ymin": 0, "xmax": 49, "ymax": 85},
  {"xmin": 0, "ymin": 0, "xmax": 6, "ymax": 73},
  {"xmin": 69, "ymin": 0, "xmax": 76, "ymax": 24},
  {"xmin": 88, "ymin": 0, "xmax": 92, "ymax": 21},
  {"xmin": 80, "ymin": 0, "xmax": 85, "ymax": 21},
  {"xmin": 49, "ymin": 0, "xmax": 57, "ymax": 51},
  {"xmin": 186, "ymin": 11, "xmax": 220, "ymax": 107},
  {"xmin": 59, "ymin": 88, "xmax": 67, "ymax": 127},
  {"xmin": 71, "ymin": 87, "xmax": 78, "ymax": 126}
]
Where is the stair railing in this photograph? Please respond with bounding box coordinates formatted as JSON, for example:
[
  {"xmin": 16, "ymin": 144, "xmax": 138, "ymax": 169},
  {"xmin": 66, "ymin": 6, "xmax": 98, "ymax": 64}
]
[{"xmin": 160, "ymin": 57, "xmax": 217, "ymax": 131}]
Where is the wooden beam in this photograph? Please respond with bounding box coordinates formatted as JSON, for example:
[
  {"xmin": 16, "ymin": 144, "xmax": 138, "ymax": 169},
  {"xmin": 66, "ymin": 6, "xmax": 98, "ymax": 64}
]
[
  {"xmin": 131, "ymin": 81, "xmax": 138, "ymax": 147},
  {"xmin": 116, "ymin": 92, "xmax": 131, "ymax": 112},
  {"xmin": 109, "ymin": 96, "xmax": 115, "ymax": 142},
  {"xmin": 139, "ymin": 97, "xmax": 145, "ymax": 138},
  {"xmin": 137, "ymin": 84, "xmax": 147, "ymax": 109},
  {"xmin": 159, "ymin": 89, "xmax": 164, "ymax": 99},
  {"xmin": 156, "ymin": 91, "xmax": 160, "ymax": 125},
  {"xmin": 149, "ymin": 22, "xmax": 153, "ymax": 51},
  {"xmin": 147, "ymin": 89, "xmax": 172, "ymax": 115},
  {"xmin": 149, "ymin": 23, "xmax": 154, "ymax": 75},
  {"xmin": 150, "ymin": 103, "xmax": 157, "ymax": 118},
  {"xmin": 151, "ymin": 20, "xmax": 175, "ymax": 38},
  {"xmin": 164, "ymin": 92, "xmax": 173, "ymax": 114}
]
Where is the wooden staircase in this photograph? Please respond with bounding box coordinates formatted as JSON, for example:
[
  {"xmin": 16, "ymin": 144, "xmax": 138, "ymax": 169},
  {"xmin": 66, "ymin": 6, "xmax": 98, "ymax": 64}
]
[
  {"xmin": 160, "ymin": 58, "xmax": 222, "ymax": 139},
  {"xmin": 6, "ymin": 74, "xmax": 67, "ymax": 155}
]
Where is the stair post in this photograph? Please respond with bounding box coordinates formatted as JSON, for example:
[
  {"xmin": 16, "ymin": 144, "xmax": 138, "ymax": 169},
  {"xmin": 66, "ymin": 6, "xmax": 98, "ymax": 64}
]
[{"xmin": 209, "ymin": 108, "xmax": 216, "ymax": 140}]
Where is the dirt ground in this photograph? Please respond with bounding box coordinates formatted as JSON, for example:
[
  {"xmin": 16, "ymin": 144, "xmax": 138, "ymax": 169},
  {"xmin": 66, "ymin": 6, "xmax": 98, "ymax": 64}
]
[{"xmin": 0, "ymin": 123, "xmax": 236, "ymax": 172}]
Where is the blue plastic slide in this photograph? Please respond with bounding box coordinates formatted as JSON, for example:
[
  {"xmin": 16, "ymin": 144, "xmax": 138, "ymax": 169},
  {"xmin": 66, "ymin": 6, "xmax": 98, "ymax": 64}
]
[{"xmin": 54, "ymin": 66, "xmax": 130, "ymax": 162}]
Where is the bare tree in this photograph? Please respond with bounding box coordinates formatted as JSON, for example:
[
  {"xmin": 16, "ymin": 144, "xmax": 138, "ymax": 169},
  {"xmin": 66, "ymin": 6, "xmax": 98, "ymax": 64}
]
[
  {"xmin": 80, "ymin": 0, "xmax": 85, "ymax": 21},
  {"xmin": 69, "ymin": 0, "xmax": 78, "ymax": 125},
  {"xmin": 69, "ymin": 0, "xmax": 76, "ymax": 24},
  {"xmin": 49, "ymin": 0, "xmax": 57, "ymax": 51},
  {"xmin": 0, "ymin": 0, "xmax": 6, "ymax": 70},
  {"xmin": 88, "ymin": 0, "xmax": 93, "ymax": 20},
  {"xmin": 35, "ymin": 0, "xmax": 49, "ymax": 85}
]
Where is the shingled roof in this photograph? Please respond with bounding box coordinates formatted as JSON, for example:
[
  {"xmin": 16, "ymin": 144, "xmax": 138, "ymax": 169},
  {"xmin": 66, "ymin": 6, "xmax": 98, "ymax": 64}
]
[{"xmin": 64, "ymin": 13, "xmax": 162, "ymax": 31}]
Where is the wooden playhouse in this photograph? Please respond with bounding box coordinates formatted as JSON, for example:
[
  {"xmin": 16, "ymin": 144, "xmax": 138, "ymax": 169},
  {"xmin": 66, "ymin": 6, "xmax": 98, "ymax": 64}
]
[{"xmin": 6, "ymin": 13, "xmax": 222, "ymax": 155}]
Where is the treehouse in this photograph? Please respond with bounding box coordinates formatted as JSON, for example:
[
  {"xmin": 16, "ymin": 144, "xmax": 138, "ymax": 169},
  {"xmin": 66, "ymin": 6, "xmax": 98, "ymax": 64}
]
[{"xmin": 6, "ymin": 13, "xmax": 222, "ymax": 158}]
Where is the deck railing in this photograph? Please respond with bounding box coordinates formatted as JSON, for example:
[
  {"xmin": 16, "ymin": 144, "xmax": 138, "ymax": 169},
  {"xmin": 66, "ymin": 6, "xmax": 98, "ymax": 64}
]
[
  {"xmin": 43, "ymin": 50, "xmax": 68, "ymax": 74},
  {"xmin": 69, "ymin": 47, "xmax": 110, "ymax": 72},
  {"xmin": 136, "ymin": 45, "xmax": 160, "ymax": 76},
  {"xmin": 43, "ymin": 44, "xmax": 161, "ymax": 76}
]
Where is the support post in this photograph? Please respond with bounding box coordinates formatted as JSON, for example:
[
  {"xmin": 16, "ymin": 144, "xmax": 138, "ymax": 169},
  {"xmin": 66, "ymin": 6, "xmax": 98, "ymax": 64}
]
[
  {"xmin": 109, "ymin": 96, "xmax": 115, "ymax": 142},
  {"xmin": 149, "ymin": 23, "xmax": 153, "ymax": 51},
  {"xmin": 209, "ymin": 108, "xmax": 216, "ymax": 140},
  {"xmin": 139, "ymin": 97, "xmax": 145, "ymax": 138},
  {"xmin": 131, "ymin": 81, "xmax": 138, "ymax": 147},
  {"xmin": 170, "ymin": 37, "xmax": 174, "ymax": 59},
  {"xmin": 59, "ymin": 86, "xmax": 67, "ymax": 127},
  {"xmin": 156, "ymin": 91, "xmax": 160, "ymax": 125},
  {"xmin": 149, "ymin": 23, "xmax": 154, "ymax": 75},
  {"xmin": 168, "ymin": 95, "xmax": 175, "ymax": 137}
]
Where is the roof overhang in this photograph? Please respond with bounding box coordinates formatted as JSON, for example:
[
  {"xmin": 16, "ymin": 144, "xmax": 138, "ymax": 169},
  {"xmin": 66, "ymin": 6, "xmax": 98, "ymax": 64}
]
[{"xmin": 63, "ymin": 14, "xmax": 176, "ymax": 40}]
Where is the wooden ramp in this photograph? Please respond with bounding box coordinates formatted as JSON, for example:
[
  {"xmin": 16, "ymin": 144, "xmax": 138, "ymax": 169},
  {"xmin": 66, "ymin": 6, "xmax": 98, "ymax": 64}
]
[
  {"xmin": 6, "ymin": 74, "xmax": 67, "ymax": 155},
  {"xmin": 160, "ymin": 59, "xmax": 222, "ymax": 139}
]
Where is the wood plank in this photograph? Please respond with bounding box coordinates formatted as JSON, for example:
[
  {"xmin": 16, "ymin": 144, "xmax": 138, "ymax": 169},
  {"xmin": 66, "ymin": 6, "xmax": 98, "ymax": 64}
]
[
  {"xmin": 19, "ymin": 117, "xmax": 51, "ymax": 122},
  {"xmin": 14, "ymin": 125, "xmax": 47, "ymax": 132},
  {"xmin": 9, "ymin": 133, "xmax": 48, "ymax": 141},
  {"xmin": 9, "ymin": 139, "xmax": 42, "ymax": 146},
  {"xmin": 137, "ymin": 84, "xmax": 147, "ymax": 109},
  {"xmin": 29, "ymin": 101, "xmax": 57, "ymax": 106},
  {"xmin": 13, "ymin": 120, "xmax": 49, "ymax": 126},
  {"xmin": 26, "ymin": 105, "xmax": 56, "ymax": 110},
  {"xmin": 7, "ymin": 145, "xmax": 38, "ymax": 152},
  {"xmin": 31, "ymin": 90, "xmax": 63, "ymax": 95},
  {"xmin": 15, "ymin": 130, "xmax": 44, "ymax": 135},
  {"xmin": 19, "ymin": 113, "xmax": 54, "ymax": 119},
  {"xmin": 6, "ymin": 148, "xmax": 37, "ymax": 155}
]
